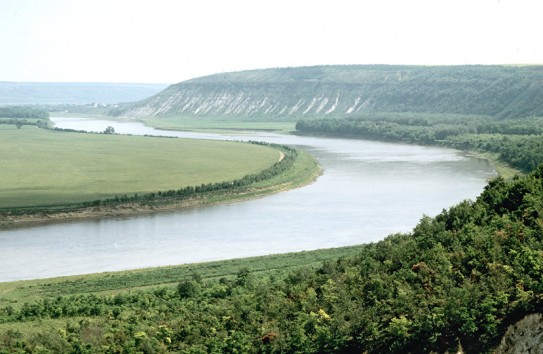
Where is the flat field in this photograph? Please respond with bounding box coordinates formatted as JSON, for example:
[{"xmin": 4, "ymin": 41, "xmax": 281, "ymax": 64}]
[
  {"xmin": 0, "ymin": 125, "xmax": 281, "ymax": 208},
  {"xmin": 144, "ymin": 116, "xmax": 297, "ymax": 134}
]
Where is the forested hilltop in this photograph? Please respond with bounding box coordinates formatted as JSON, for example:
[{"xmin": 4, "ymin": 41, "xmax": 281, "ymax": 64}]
[{"xmin": 115, "ymin": 65, "xmax": 543, "ymax": 119}]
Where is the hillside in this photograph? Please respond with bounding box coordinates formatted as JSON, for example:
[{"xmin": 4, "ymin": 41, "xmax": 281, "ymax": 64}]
[
  {"xmin": 115, "ymin": 65, "xmax": 543, "ymax": 120},
  {"xmin": 0, "ymin": 82, "xmax": 167, "ymax": 105}
]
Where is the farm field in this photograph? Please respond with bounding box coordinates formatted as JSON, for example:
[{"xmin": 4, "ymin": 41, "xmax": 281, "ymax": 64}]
[
  {"xmin": 143, "ymin": 117, "xmax": 297, "ymax": 134},
  {"xmin": 0, "ymin": 125, "xmax": 282, "ymax": 208}
]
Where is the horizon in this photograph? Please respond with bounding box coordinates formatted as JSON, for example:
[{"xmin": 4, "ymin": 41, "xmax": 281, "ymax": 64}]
[{"xmin": 3, "ymin": 62, "xmax": 543, "ymax": 85}]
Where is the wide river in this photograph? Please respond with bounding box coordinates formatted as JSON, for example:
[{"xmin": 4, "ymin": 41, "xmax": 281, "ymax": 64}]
[{"xmin": 0, "ymin": 118, "xmax": 496, "ymax": 282}]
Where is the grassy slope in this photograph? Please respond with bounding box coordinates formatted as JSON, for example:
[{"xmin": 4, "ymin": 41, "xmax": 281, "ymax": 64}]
[
  {"xmin": 118, "ymin": 65, "xmax": 543, "ymax": 120},
  {"xmin": 0, "ymin": 125, "xmax": 280, "ymax": 208},
  {"xmin": 0, "ymin": 245, "xmax": 363, "ymax": 310},
  {"xmin": 0, "ymin": 245, "xmax": 361, "ymax": 339}
]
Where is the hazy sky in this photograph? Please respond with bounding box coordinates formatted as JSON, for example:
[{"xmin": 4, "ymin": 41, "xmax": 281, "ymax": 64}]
[{"xmin": 1, "ymin": 0, "xmax": 541, "ymax": 84}]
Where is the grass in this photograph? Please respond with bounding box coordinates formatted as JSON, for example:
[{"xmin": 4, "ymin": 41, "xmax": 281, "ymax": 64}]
[
  {"xmin": 168, "ymin": 148, "xmax": 320, "ymax": 211},
  {"xmin": 47, "ymin": 112, "xmax": 112, "ymax": 119},
  {"xmin": 0, "ymin": 318, "xmax": 82, "ymax": 336},
  {"xmin": 142, "ymin": 116, "xmax": 297, "ymax": 134},
  {"xmin": 0, "ymin": 244, "xmax": 364, "ymax": 309},
  {"xmin": 0, "ymin": 125, "xmax": 282, "ymax": 208},
  {"xmin": 0, "ymin": 244, "xmax": 361, "ymax": 339}
]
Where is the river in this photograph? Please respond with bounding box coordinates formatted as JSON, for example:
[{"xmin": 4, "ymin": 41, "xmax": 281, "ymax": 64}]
[{"xmin": 0, "ymin": 118, "xmax": 496, "ymax": 282}]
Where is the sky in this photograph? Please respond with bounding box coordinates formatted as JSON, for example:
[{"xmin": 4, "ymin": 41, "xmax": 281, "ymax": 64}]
[{"xmin": 0, "ymin": 0, "xmax": 542, "ymax": 84}]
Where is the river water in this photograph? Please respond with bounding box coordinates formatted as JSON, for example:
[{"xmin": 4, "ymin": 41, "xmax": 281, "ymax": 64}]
[{"xmin": 0, "ymin": 118, "xmax": 496, "ymax": 282}]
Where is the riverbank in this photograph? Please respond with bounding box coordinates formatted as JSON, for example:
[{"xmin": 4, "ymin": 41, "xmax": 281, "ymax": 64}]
[
  {"xmin": 463, "ymin": 150, "xmax": 521, "ymax": 180},
  {"xmin": 0, "ymin": 149, "xmax": 321, "ymax": 230},
  {"xmin": 293, "ymin": 130, "xmax": 522, "ymax": 179},
  {"xmin": 0, "ymin": 243, "xmax": 363, "ymax": 304},
  {"xmin": 3, "ymin": 117, "xmax": 495, "ymax": 283},
  {"xmin": 141, "ymin": 117, "xmax": 521, "ymax": 182}
]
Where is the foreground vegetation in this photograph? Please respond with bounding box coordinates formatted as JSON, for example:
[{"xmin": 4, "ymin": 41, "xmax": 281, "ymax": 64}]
[
  {"xmin": 0, "ymin": 246, "xmax": 367, "ymax": 308},
  {"xmin": 1, "ymin": 165, "xmax": 542, "ymax": 353}
]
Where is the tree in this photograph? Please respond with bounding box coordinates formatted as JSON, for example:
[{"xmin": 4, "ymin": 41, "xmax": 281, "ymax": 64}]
[
  {"xmin": 178, "ymin": 280, "xmax": 200, "ymax": 299},
  {"xmin": 103, "ymin": 126, "xmax": 115, "ymax": 134}
]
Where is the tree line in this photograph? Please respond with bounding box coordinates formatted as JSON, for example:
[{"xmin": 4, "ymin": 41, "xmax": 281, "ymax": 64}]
[
  {"xmin": 0, "ymin": 106, "xmax": 49, "ymax": 119},
  {"xmin": 0, "ymin": 118, "xmax": 50, "ymax": 129},
  {"xmin": 86, "ymin": 142, "xmax": 298, "ymax": 207},
  {"xmin": 0, "ymin": 106, "xmax": 50, "ymax": 129},
  {"xmin": 296, "ymin": 113, "xmax": 543, "ymax": 172}
]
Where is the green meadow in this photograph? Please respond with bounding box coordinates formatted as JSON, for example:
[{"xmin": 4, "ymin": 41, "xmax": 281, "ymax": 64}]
[
  {"xmin": 143, "ymin": 116, "xmax": 297, "ymax": 134},
  {"xmin": 0, "ymin": 125, "xmax": 282, "ymax": 208}
]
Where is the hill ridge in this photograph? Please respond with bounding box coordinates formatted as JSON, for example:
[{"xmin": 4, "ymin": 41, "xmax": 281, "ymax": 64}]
[{"xmin": 115, "ymin": 65, "xmax": 543, "ymax": 120}]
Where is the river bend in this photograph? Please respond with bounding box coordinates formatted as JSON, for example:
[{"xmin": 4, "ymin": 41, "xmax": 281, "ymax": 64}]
[{"xmin": 0, "ymin": 118, "xmax": 496, "ymax": 281}]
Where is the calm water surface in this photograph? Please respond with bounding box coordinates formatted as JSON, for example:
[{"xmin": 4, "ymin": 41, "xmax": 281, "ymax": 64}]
[{"xmin": 0, "ymin": 118, "xmax": 496, "ymax": 281}]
